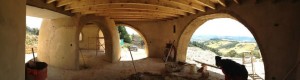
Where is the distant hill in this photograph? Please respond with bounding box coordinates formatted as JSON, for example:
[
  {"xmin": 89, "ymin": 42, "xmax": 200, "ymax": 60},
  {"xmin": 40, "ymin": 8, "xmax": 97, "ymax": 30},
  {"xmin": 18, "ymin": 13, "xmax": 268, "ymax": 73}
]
[
  {"xmin": 191, "ymin": 35, "xmax": 256, "ymax": 42},
  {"xmin": 189, "ymin": 39, "xmax": 261, "ymax": 58}
]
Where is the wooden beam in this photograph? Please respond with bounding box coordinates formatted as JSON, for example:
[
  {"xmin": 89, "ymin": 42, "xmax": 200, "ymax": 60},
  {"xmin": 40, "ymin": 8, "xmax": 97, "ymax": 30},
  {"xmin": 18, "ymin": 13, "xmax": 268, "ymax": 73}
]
[
  {"xmin": 47, "ymin": 0, "xmax": 56, "ymax": 4},
  {"xmin": 69, "ymin": 3, "xmax": 187, "ymax": 16},
  {"xmin": 169, "ymin": 0, "xmax": 206, "ymax": 12},
  {"xmin": 95, "ymin": 13, "xmax": 174, "ymax": 18},
  {"xmin": 67, "ymin": 0, "xmax": 195, "ymax": 14},
  {"xmin": 211, "ymin": 0, "xmax": 226, "ymax": 7},
  {"xmin": 113, "ymin": 18, "xmax": 167, "ymax": 21},
  {"xmin": 218, "ymin": 0, "xmax": 226, "ymax": 7},
  {"xmin": 27, "ymin": 0, "xmax": 74, "ymax": 16},
  {"xmin": 234, "ymin": 0, "xmax": 240, "ymax": 4},
  {"xmin": 195, "ymin": 0, "xmax": 216, "ymax": 9},
  {"xmin": 109, "ymin": 16, "xmax": 167, "ymax": 19},
  {"xmin": 57, "ymin": 0, "xmax": 74, "ymax": 7},
  {"xmin": 77, "ymin": 9, "xmax": 180, "ymax": 17}
]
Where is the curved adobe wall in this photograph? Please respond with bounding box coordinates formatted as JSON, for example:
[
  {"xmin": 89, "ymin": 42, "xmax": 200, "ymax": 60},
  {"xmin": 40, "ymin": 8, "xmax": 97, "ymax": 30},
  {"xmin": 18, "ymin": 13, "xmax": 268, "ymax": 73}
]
[
  {"xmin": 38, "ymin": 17, "xmax": 80, "ymax": 70},
  {"xmin": 176, "ymin": 13, "xmax": 240, "ymax": 62},
  {"xmin": 78, "ymin": 15, "xmax": 120, "ymax": 63}
]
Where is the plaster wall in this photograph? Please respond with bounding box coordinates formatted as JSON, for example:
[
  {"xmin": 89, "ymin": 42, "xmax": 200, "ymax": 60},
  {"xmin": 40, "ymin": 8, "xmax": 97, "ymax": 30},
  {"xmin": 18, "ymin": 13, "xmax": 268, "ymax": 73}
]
[
  {"xmin": 0, "ymin": 0, "xmax": 25, "ymax": 79},
  {"xmin": 26, "ymin": 5, "xmax": 68, "ymax": 19},
  {"xmin": 119, "ymin": 1, "xmax": 300, "ymax": 79},
  {"xmin": 79, "ymin": 15, "xmax": 120, "ymax": 63},
  {"xmin": 38, "ymin": 17, "xmax": 79, "ymax": 69},
  {"xmin": 79, "ymin": 24, "xmax": 104, "ymax": 50}
]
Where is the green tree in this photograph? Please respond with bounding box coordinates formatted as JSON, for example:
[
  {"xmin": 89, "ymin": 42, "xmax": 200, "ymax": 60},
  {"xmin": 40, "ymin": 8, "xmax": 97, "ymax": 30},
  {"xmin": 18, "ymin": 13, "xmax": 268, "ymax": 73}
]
[
  {"xmin": 226, "ymin": 50, "xmax": 237, "ymax": 57},
  {"xmin": 118, "ymin": 26, "xmax": 132, "ymax": 43}
]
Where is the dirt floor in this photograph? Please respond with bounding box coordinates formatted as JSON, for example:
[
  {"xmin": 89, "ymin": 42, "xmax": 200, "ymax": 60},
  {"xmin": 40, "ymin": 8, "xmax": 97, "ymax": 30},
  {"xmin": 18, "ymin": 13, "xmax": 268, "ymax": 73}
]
[{"xmin": 45, "ymin": 50, "xmax": 224, "ymax": 80}]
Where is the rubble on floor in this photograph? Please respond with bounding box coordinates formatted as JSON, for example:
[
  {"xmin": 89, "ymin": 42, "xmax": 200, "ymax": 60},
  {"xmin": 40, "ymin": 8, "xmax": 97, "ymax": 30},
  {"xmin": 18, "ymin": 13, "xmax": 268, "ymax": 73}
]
[
  {"xmin": 123, "ymin": 72, "xmax": 196, "ymax": 80},
  {"xmin": 124, "ymin": 62, "xmax": 222, "ymax": 80}
]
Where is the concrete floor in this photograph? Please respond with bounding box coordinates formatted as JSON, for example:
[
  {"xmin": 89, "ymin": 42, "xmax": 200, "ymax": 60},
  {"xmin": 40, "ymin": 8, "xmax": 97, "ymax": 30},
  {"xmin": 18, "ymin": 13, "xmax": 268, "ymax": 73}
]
[
  {"xmin": 48, "ymin": 50, "xmax": 165, "ymax": 80},
  {"xmin": 45, "ymin": 50, "xmax": 225, "ymax": 80}
]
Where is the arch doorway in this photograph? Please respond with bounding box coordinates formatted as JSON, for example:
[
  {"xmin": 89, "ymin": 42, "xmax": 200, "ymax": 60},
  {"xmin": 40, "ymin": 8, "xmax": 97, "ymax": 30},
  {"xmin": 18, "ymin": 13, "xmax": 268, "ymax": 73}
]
[
  {"xmin": 178, "ymin": 14, "xmax": 265, "ymax": 79},
  {"xmin": 79, "ymin": 24, "xmax": 105, "ymax": 56},
  {"xmin": 117, "ymin": 24, "xmax": 149, "ymax": 61}
]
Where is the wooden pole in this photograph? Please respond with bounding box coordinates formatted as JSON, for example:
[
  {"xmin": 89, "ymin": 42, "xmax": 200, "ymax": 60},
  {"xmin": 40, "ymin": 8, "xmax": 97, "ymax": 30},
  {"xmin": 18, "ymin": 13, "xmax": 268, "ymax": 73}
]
[
  {"xmin": 165, "ymin": 40, "xmax": 175, "ymax": 63},
  {"xmin": 31, "ymin": 48, "xmax": 36, "ymax": 63},
  {"xmin": 128, "ymin": 47, "xmax": 137, "ymax": 73}
]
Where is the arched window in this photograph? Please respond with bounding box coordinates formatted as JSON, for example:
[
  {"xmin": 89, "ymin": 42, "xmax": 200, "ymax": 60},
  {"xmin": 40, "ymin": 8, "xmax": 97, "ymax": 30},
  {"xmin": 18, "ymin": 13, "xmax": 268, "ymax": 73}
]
[{"xmin": 79, "ymin": 32, "xmax": 83, "ymax": 41}]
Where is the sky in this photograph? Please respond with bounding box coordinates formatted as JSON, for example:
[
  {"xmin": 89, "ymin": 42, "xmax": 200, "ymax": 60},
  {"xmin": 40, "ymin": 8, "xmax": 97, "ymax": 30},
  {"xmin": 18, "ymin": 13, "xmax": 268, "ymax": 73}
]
[
  {"xmin": 26, "ymin": 16, "xmax": 43, "ymax": 29},
  {"xmin": 125, "ymin": 27, "xmax": 139, "ymax": 35},
  {"xmin": 193, "ymin": 18, "xmax": 254, "ymax": 37}
]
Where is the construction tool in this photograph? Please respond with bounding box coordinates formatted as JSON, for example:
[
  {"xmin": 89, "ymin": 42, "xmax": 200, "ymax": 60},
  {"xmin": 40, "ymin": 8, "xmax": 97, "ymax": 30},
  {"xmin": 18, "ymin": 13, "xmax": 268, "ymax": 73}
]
[
  {"xmin": 165, "ymin": 40, "xmax": 175, "ymax": 63},
  {"xmin": 79, "ymin": 49, "xmax": 88, "ymax": 69},
  {"xmin": 128, "ymin": 47, "xmax": 137, "ymax": 73}
]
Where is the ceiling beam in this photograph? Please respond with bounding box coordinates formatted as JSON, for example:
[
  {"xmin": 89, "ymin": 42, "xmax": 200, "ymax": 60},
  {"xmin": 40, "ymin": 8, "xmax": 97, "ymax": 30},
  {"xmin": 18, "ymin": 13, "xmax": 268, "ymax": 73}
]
[
  {"xmin": 195, "ymin": 0, "xmax": 216, "ymax": 9},
  {"xmin": 211, "ymin": 0, "xmax": 226, "ymax": 7},
  {"xmin": 95, "ymin": 13, "xmax": 173, "ymax": 18},
  {"xmin": 234, "ymin": 0, "xmax": 240, "ymax": 4},
  {"xmin": 169, "ymin": 0, "xmax": 206, "ymax": 12},
  {"xmin": 112, "ymin": 18, "xmax": 169, "ymax": 21},
  {"xmin": 75, "ymin": 9, "xmax": 180, "ymax": 17},
  {"xmin": 67, "ymin": 0, "xmax": 197, "ymax": 14},
  {"xmin": 85, "ymin": 11, "xmax": 178, "ymax": 17},
  {"xmin": 69, "ymin": 3, "xmax": 187, "ymax": 16},
  {"xmin": 57, "ymin": 0, "xmax": 74, "ymax": 7},
  {"xmin": 26, "ymin": 0, "xmax": 74, "ymax": 16},
  {"xmin": 47, "ymin": 0, "xmax": 56, "ymax": 4}
]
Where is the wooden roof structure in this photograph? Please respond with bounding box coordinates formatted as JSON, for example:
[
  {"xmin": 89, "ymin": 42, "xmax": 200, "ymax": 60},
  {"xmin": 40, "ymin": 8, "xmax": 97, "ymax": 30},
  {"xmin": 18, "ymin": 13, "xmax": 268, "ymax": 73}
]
[{"xmin": 46, "ymin": 0, "xmax": 239, "ymax": 21}]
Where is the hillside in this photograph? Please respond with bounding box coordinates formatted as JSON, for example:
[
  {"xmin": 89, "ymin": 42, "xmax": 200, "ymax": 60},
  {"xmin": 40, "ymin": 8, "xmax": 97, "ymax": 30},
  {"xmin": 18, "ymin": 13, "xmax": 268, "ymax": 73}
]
[
  {"xmin": 25, "ymin": 27, "xmax": 39, "ymax": 54},
  {"xmin": 189, "ymin": 39, "xmax": 261, "ymax": 58}
]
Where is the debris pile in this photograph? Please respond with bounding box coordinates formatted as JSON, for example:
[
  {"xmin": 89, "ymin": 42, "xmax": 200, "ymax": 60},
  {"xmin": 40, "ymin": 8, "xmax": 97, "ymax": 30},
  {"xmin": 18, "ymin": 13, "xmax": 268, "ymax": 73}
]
[{"xmin": 124, "ymin": 72, "xmax": 196, "ymax": 80}]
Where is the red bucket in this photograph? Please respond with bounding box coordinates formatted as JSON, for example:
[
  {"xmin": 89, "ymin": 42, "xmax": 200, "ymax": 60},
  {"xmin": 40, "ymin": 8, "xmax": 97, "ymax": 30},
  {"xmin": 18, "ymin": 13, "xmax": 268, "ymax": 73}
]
[{"xmin": 26, "ymin": 62, "xmax": 48, "ymax": 80}]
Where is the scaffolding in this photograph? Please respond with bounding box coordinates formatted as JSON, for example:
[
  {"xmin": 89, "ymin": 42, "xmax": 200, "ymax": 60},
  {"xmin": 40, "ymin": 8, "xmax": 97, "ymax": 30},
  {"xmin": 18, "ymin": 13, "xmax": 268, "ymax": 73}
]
[
  {"xmin": 242, "ymin": 51, "xmax": 263, "ymax": 80},
  {"xmin": 88, "ymin": 37, "xmax": 105, "ymax": 56}
]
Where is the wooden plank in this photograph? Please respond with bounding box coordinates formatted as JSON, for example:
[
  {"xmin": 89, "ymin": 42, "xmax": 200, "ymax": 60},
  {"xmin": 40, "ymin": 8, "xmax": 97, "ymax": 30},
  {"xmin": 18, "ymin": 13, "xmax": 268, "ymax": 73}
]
[
  {"xmin": 234, "ymin": 0, "xmax": 240, "ymax": 4},
  {"xmin": 113, "ymin": 18, "xmax": 167, "ymax": 21},
  {"xmin": 68, "ymin": 0, "xmax": 196, "ymax": 14},
  {"xmin": 57, "ymin": 0, "xmax": 74, "ymax": 7},
  {"xmin": 78, "ymin": 9, "xmax": 180, "ymax": 17},
  {"xmin": 47, "ymin": 0, "xmax": 56, "ymax": 4},
  {"xmin": 69, "ymin": 3, "xmax": 187, "ymax": 16},
  {"xmin": 195, "ymin": 0, "xmax": 216, "ymax": 9},
  {"xmin": 27, "ymin": 0, "xmax": 74, "ymax": 16},
  {"xmin": 96, "ymin": 14, "xmax": 170, "ymax": 18},
  {"xmin": 169, "ymin": 0, "xmax": 206, "ymax": 12},
  {"xmin": 211, "ymin": 0, "xmax": 226, "ymax": 7}
]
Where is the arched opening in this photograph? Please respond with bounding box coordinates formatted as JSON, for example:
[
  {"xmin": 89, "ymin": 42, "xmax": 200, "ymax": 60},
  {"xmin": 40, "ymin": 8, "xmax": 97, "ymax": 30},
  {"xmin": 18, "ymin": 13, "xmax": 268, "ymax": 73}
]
[
  {"xmin": 79, "ymin": 32, "xmax": 83, "ymax": 42},
  {"xmin": 78, "ymin": 23, "xmax": 107, "ymax": 68},
  {"xmin": 25, "ymin": 16, "xmax": 43, "ymax": 63},
  {"xmin": 116, "ymin": 24, "xmax": 149, "ymax": 61},
  {"xmin": 177, "ymin": 13, "xmax": 265, "ymax": 79}
]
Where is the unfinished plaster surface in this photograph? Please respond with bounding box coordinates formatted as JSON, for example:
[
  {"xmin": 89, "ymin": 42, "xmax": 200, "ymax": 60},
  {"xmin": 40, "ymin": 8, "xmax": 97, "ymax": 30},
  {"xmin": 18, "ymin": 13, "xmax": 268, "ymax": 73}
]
[
  {"xmin": 79, "ymin": 15, "xmax": 120, "ymax": 63},
  {"xmin": 79, "ymin": 24, "xmax": 104, "ymax": 50},
  {"xmin": 119, "ymin": 1, "xmax": 300, "ymax": 79},
  {"xmin": 26, "ymin": 5, "xmax": 69, "ymax": 19},
  {"xmin": 0, "ymin": 0, "xmax": 25, "ymax": 80},
  {"xmin": 38, "ymin": 17, "xmax": 79, "ymax": 70}
]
